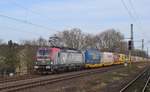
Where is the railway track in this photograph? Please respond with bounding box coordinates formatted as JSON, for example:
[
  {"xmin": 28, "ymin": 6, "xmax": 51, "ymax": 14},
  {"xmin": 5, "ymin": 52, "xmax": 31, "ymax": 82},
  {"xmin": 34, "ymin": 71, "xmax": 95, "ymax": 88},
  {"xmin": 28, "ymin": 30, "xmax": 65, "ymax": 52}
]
[
  {"xmin": 0, "ymin": 74, "xmax": 42, "ymax": 84},
  {"xmin": 0, "ymin": 65, "xmax": 122, "ymax": 92},
  {"xmin": 119, "ymin": 66, "xmax": 150, "ymax": 92},
  {"xmin": 142, "ymin": 76, "xmax": 150, "ymax": 92}
]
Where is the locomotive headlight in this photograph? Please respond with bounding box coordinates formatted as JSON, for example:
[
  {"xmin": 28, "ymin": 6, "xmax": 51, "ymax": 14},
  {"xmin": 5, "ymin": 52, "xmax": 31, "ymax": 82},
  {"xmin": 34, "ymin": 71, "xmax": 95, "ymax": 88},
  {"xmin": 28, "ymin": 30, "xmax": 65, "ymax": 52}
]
[
  {"xmin": 35, "ymin": 62, "xmax": 38, "ymax": 64},
  {"xmin": 46, "ymin": 66, "xmax": 51, "ymax": 69},
  {"xmin": 34, "ymin": 66, "xmax": 38, "ymax": 69}
]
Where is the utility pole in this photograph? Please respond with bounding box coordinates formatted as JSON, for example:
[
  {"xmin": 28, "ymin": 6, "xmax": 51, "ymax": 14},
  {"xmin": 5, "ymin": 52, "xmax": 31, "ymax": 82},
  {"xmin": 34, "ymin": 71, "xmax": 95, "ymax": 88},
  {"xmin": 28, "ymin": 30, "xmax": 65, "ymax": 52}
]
[
  {"xmin": 131, "ymin": 24, "xmax": 134, "ymax": 48},
  {"xmin": 141, "ymin": 39, "xmax": 144, "ymax": 61},
  {"xmin": 142, "ymin": 39, "xmax": 144, "ymax": 51},
  {"xmin": 147, "ymin": 48, "xmax": 149, "ymax": 61},
  {"xmin": 129, "ymin": 24, "xmax": 134, "ymax": 64}
]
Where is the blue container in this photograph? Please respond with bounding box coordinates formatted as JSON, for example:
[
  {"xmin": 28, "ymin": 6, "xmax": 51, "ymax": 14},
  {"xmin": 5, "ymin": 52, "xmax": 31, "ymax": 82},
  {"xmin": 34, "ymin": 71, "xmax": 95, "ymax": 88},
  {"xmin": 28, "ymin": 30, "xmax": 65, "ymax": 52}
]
[{"xmin": 84, "ymin": 48, "xmax": 101, "ymax": 64}]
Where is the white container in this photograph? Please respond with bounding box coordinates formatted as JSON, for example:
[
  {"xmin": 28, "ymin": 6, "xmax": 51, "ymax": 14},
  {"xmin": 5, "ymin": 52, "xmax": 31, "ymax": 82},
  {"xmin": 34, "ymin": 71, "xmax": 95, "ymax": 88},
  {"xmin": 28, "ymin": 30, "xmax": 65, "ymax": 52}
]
[{"xmin": 101, "ymin": 52, "xmax": 114, "ymax": 65}]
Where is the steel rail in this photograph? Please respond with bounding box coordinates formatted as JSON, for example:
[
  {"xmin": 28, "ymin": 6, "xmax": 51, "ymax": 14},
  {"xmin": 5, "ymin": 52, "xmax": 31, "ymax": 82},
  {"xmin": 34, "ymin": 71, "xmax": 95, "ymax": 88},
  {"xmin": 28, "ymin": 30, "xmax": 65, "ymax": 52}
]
[
  {"xmin": 119, "ymin": 66, "xmax": 149, "ymax": 92},
  {"xmin": 0, "ymin": 65, "xmax": 122, "ymax": 92},
  {"xmin": 142, "ymin": 76, "xmax": 150, "ymax": 92}
]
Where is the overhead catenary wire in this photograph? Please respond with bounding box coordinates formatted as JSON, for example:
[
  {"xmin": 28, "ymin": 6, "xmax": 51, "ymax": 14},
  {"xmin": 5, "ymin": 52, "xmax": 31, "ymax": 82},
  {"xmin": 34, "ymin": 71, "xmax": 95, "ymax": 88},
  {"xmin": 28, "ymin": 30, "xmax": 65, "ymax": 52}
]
[
  {"xmin": 0, "ymin": 13, "xmax": 58, "ymax": 32},
  {"xmin": 128, "ymin": 0, "xmax": 141, "ymax": 24},
  {"xmin": 128, "ymin": 0, "xmax": 146, "ymax": 38},
  {"xmin": 121, "ymin": 0, "xmax": 147, "ymax": 45},
  {"xmin": 0, "ymin": 25, "xmax": 52, "ymax": 44},
  {"xmin": 11, "ymin": 0, "xmax": 61, "ymax": 34},
  {"xmin": 12, "ymin": 1, "xmax": 53, "ymax": 21},
  {"xmin": 121, "ymin": 0, "xmax": 136, "ymax": 22},
  {"xmin": 0, "ymin": 25, "xmax": 42, "ymax": 36},
  {"xmin": 0, "ymin": 1, "xmax": 60, "ymax": 42},
  {"xmin": 128, "ymin": 0, "xmax": 143, "ymax": 29},
  {"xmin": 121, "ymin": 0, "xmax": 143, "ymax": 30},
  {"xmin": 0, "ymin": 25, "xmax": 49, "ymax": 43}
]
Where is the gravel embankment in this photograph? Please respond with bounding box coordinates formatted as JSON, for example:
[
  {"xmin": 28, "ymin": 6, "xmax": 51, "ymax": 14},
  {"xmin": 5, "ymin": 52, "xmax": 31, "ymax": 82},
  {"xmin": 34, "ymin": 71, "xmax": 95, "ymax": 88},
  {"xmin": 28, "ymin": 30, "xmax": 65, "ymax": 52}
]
[{"xmin": 16, "ymin": 62, "xmax": 148, "ymax": 92}]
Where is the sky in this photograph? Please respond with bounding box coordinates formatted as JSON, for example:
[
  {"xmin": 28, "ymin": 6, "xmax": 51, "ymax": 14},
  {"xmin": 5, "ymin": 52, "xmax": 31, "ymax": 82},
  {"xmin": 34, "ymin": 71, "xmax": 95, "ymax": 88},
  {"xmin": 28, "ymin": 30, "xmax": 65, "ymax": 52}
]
[{"xmin": 0, "ymin": 0, "xmax": 149, "ymax": 49}]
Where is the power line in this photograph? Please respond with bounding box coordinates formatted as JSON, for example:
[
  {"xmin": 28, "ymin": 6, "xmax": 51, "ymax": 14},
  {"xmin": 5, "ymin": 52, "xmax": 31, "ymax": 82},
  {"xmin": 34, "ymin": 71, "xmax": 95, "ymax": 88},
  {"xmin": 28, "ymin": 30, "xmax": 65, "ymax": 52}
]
[
  {"xmin": 0, "ymin": 25, "xmax": 41, "ymax": 36},
  {"xmin": 0, "ymin": 25, "xmax": 52, "ymax": 43},
  {"xmin": 121, "ymin": 0, "xmax": 136, "ymax": 22},
  {"xmin": 12, "ymin": 1, "xmax": 53, "ymax": 21},
  {"xmin": 121, "ymin": 0, "xmax": 146, "ymax": 41},
  {"xmin": 121, "ymin": 0, "xmax": 143, "ymax": 29},
  {"xmin": 0, "ymin": 13, "xmax": 57, "ymax": 32},
  {"xmin": 128, "ymin": 0, "xmax": 141, "ymax": 22},
  {"xmin": 128, "ymin": 0, "xmax": 145, "ymax": 36},
  {"xmin": 142, "ymin": 39, "xmax": 144, "ymax": 51}
]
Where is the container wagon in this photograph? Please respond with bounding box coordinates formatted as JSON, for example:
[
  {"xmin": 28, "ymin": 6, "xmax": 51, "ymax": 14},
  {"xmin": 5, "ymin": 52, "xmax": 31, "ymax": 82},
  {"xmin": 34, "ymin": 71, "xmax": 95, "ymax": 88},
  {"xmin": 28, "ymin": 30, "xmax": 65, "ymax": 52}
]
[
  {"xmin": 118, "ymin": 54, "xmax": 126, "ymax": 64},
  {"xmin": 84, "ymin": 48, "xmax": 101, "ymax": 68},
  {"xmin": 113, "ymin": 53, "xmax": 120, "ymax": 64},
  {"xmin": 101, "ymin": 52, "xmax": 114, "ymax": 66}
]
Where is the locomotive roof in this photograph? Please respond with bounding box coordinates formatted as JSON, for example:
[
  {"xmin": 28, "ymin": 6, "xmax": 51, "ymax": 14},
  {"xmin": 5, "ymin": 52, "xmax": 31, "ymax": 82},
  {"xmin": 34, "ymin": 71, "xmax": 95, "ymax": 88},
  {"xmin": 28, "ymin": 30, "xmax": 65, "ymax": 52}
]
[
  {"xmin": 50, "ymin": 46, "xmax": 78, "ymax": 50},
  {"xmin": 38, "ymin": 46, "xmax": 80, "ymax": 51},
  {"xmin": 38, "ymin": 47, "xmax": 49, "ymax": 50}
]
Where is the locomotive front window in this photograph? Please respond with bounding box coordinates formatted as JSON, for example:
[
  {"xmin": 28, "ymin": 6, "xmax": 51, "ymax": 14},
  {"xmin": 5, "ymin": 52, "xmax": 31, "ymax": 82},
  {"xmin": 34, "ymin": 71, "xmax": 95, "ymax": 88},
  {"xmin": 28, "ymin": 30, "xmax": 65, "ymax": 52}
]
[{"xmin": 38, "ymin": 49, "xmax": 50, "ymax": 56}]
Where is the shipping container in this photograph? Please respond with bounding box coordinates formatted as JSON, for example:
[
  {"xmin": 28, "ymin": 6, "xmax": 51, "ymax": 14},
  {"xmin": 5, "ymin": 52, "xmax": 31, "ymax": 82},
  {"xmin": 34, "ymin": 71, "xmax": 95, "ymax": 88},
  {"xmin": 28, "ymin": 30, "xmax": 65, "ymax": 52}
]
[
  {"xmin": 84, "ymin": 48, "xmax": 101, "ymax": 68},
  {"xmin": 101, "ymin": 52, "xmax": 114, "ymax": 66},
  {"xmin": 131, "ymin": 56, "xmax": 137, "ymax": 62},
  {"xmin": 113, "ymin": 53, "xmax": 120, "ymax": 64},
  {"xmin": 119, "ymin": 54, "xmax": 126, "ymax": 64}
]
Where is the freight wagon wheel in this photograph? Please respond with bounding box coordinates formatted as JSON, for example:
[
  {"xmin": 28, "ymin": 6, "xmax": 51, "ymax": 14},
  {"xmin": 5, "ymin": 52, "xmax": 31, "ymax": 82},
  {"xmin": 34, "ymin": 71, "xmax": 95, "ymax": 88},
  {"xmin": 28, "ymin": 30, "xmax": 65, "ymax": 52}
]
[
  {"xmin": 40, "ymin": 72, "xmax": 48, "ymax": 75},
  {"xmin": 51, "ymin": 68, "xmax": 57, "ymax": 74}
]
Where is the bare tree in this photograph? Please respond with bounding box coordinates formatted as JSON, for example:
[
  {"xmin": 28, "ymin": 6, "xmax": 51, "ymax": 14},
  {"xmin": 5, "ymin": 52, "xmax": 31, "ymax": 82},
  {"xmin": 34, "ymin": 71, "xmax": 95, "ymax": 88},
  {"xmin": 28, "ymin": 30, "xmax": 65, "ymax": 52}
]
[
  {"xmin": 36, "ymin": 37, "xmax": 49, "ymax": 46},
  {"xmin": 95, "ymin": 29, "xmax": 124, "ymax": 52},
  {"xmin": 82, "ymin": 34, "xmax": 96, "ymax": 49},
  {"xmin": 20, "ymin": 37, "xmax": 49, "ymax": 47},
  {"xmin": 54, "ymin": 28, "xmax": 85, "ymax": 49}
]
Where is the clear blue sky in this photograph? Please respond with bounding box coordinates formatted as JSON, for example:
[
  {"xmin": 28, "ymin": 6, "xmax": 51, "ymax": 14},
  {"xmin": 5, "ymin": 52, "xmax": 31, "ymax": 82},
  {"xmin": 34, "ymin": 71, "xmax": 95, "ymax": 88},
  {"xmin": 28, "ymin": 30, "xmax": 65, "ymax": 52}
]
[{"xmin": 0, "ymin": 0, "xmax": 149, "ymax": 49}]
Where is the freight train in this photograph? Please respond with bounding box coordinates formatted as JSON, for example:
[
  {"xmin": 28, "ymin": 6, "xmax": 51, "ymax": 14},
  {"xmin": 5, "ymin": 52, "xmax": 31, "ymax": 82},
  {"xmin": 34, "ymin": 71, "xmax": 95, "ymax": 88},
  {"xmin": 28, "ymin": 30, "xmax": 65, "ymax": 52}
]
[{"xmin": 33, "ymin": 47, "xmax": 147, "ymax": 74}]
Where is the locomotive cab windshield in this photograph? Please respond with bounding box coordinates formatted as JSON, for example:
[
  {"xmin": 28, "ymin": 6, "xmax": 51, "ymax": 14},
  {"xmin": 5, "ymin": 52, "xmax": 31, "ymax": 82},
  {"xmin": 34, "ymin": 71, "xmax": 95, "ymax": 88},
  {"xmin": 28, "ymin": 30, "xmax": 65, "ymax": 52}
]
[
  {"xmin": 37, "ymin": 49, "xmax": 50, "ymax": 56},
  {"xmin": 35, "ymin": 48, "xmax": 52, "ymax": 65}
]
